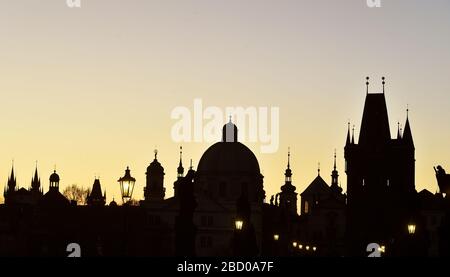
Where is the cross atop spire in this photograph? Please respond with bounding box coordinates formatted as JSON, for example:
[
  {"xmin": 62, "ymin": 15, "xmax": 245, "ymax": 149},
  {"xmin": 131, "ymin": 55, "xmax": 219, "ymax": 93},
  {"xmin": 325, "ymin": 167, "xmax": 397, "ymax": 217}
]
[{"xmin": 154, "ymin": 149, "xmax": 158, "ymax": 159}]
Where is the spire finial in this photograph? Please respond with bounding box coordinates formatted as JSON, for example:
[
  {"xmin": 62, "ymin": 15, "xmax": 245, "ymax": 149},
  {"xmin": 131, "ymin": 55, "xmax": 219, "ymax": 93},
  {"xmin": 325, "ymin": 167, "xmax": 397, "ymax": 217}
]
[
  {"xmin": 229, "ymin": 115, "xmax": 232, "ymax": 123},
  {"xmin": 154, "ymin": 149, "xmax": 158, "ymax": 159},
  {"xmin": 190, "ymin": 159, "xmax": 193, "ymax": 170},
  {"xmin": 351, "ymin": 125, "xmax": 355, "ymax": 144},
  {"xmin": 366, "ymin": 76, "xmax": 370, "ymax": 94},
  {"xmin": 407, "ymin": 104, "xmax": 409, "ymax": 119},
  {"xmin": 179, "ymin": 146, "xmax": 183, "ymax": 161},
  {"xmin": 287, "ymin": 147, "xmax": 291, "ymax": 169},
  {"xmin": 382, "ymin": 76, "xmax": 386, "ymax": 93},
  {"xmin": 318, "ymin": 162, "xmax": 321, "ymax": 176},
  {"xmin": 333, "ymin": 149, "xmax": 337, "ymax": 170}
]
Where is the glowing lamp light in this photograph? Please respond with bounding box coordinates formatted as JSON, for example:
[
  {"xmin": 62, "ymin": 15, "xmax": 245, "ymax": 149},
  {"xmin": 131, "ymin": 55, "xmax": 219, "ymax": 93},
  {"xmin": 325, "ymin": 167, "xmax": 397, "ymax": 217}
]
[
  {"xmin": 118, "ymin": 167, "xmax": 136, "ymax": 204},
  {"xmin": 273, "ymin": 234, "xmax": 279, "ymax": 241},
  {"xmin": 292, "ymin": 242, "xmax": 298, "ymax": 248},
  {"xmin": 235, "ymin": 220, "xmax": 243, "ymax": 231},
  {"xmin": 408, "ymin": 224, "xmax": 416, "ymax": 235}
]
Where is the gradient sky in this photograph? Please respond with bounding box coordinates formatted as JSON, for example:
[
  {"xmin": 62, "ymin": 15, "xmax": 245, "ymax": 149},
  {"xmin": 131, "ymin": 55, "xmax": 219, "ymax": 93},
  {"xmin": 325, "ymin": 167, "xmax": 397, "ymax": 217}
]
[{"xmin": 0, "ymin": 0, "xmax": 449, "ymax": 204}]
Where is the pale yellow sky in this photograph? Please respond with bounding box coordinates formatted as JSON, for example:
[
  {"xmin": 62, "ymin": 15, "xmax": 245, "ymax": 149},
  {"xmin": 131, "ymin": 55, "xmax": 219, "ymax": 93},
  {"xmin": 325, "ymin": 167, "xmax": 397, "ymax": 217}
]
[{"xmin": 0, "ymin": 0, "xmax": 449, "ymax": 203}]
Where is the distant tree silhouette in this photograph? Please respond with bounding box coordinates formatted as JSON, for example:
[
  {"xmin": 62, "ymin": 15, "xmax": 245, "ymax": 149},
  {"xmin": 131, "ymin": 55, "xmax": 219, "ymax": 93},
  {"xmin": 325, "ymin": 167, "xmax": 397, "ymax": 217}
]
[{"xmin": 62, "ymin": 184, "xmax": 89, "ymax": 205}]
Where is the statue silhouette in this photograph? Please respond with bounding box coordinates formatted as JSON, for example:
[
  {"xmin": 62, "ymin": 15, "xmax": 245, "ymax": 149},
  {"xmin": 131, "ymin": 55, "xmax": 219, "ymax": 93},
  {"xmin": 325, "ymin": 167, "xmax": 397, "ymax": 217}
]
[{"xmin": 435, "ymin": 165, "xmax": 450, "ymax": 195}]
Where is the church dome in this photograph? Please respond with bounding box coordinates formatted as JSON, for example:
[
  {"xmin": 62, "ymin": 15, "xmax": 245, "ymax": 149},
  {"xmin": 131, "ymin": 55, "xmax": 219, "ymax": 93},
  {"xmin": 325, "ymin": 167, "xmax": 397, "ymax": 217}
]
[
  {"xmin": 147, "ymin": 150, "xmax": 164, "ymax": 173},
  {"xmin": 197, "ymin": 142, "xmax": 260, "ymax": 175},
  {"xmin": 49, "ymin": 170, "xmax": 60, "ymax": 183},
  {"xmin": 198, "ymin": 121, "xmax": 260, "ymax": 174},
  {"xmin": 195, "ymin": 121, "xmax": 265, "ymax": 203}
]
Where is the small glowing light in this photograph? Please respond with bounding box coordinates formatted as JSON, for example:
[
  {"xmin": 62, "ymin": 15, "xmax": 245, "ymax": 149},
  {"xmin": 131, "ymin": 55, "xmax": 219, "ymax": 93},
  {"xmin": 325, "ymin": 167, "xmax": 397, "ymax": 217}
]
[
  {"xmin": 273, "ymin": 234, "xmax": 279, "ymax": 241},
  {"xmin": 299, "ymin": 244, "xmax": 303, "ymax": 249},
  {"xmin": 408, "ymin": 224, "xmax": 416, "ymax": 235},
  {"xmin": 292, "ymin": 242, "xmax": 298, "ymax": 248},
  {"xmin": 306, "ymin": 246, "xmax": 310, "ymax": 251},
  {"xmin": 313, "ymin": 246, "xmax": 317, "ymax": 251},
  {"xmin": 235, "ymin": 220, "xmax": 243, "ymax": 230}
]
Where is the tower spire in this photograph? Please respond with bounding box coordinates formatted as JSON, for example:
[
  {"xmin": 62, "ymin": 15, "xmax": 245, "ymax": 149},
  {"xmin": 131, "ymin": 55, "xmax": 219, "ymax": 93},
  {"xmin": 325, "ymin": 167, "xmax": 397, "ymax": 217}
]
[
  {"xmin": 382, "ymin": 77, "xmax": 386, "ymax": 94},
  {"xmin": 333, "ymin": 149, "xmax": 337, "ymax": 171},
  {"xmin": 351, "ymin": 125, "xmax": 355, "ymax": 144},
  {"xmin": 7, "ymin": 161, "xmax": 17, "ymax": 190},
  {"xmin": 403, "ymin": 106, "xmax": 414, "ymax": 147},
  {"xmin": 366, "ymin": 76, "xmax": 369, "ymax": 94},
  {"xmin": 284, "ymin": 148, "xmax": 293, "ymax": 184},
  {"xmin": 177, "ymin": 146, "xmax": 184, "ymax": 178},
  {"xmin": 318, "ymin": 162, "xmax": 321, "ymax": 176},
  {"xmin": 346, "ymin": 122, "xmax": 351, "ymax": 146},
  {"xmin": 331, "ymin": 150, "xmax": 339, "ymax": 189},
  {"xmin": 287, "ymin": 147, "xmax": 291, "ymax": 169},
  {"xmin": 397, "ymin": 122, "xmax": 401, "ymax": 139}
]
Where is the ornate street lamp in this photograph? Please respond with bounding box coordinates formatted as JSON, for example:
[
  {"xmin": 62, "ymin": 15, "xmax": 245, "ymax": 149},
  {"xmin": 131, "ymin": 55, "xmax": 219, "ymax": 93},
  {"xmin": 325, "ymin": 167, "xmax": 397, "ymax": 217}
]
[
  {"xmin": 235, "ymin": 220, "xmax": 243, "ymax": 231},
  {"xmin": 118, "ymin": 166, "xmax": 136, "ymax": 204},
  {"xmin": 408, "ymin": 223, "xmax": 416, "ymax": 235}
]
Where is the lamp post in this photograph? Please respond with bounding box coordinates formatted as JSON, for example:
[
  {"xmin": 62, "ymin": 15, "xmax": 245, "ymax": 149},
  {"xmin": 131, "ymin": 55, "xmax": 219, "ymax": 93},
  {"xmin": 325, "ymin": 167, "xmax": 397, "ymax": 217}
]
[
  {"xmin": 118, "ymin": 166, "xmax": 136, "ymax": 204},
  {"xmin": 118, "ymin": 166, "xmax": 136, "ymax": 255}
]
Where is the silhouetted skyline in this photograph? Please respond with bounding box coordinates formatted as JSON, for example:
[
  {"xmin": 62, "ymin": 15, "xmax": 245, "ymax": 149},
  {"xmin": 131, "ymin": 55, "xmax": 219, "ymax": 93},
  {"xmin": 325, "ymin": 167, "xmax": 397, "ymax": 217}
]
[{"xmin": 0, "ymin": 1, "xmax": 449, "ymax": 204}]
